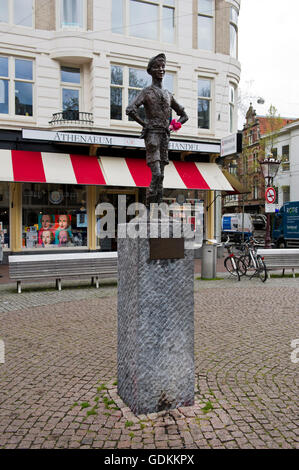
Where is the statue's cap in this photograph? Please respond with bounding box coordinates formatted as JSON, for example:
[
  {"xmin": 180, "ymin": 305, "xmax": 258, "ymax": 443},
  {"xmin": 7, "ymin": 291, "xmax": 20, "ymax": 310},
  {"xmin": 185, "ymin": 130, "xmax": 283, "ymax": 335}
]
[{"xmin": 147, "ymin": 53, "xmax": 166, "ymax": 74}]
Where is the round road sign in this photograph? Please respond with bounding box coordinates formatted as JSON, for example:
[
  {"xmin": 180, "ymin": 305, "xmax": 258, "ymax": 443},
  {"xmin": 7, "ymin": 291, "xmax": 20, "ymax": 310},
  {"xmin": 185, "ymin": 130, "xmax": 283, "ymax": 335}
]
[{"xmin": 265, "ymin": 187, "xmax": 276, "ymax": 203}]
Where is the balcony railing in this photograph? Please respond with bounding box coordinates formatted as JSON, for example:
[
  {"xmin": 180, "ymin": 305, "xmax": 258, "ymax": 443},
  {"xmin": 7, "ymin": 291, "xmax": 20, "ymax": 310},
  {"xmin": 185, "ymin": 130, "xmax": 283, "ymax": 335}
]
[{"xmin": 49, "ymin": 111, "xmax": 94, "ymax": 127}]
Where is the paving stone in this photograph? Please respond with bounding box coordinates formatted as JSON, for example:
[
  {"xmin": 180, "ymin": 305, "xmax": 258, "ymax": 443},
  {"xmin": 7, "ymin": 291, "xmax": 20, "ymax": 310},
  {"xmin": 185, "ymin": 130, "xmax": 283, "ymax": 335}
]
[{"xmin": 0, "ymin": 276, "xmax": 298, "ymax": 449}]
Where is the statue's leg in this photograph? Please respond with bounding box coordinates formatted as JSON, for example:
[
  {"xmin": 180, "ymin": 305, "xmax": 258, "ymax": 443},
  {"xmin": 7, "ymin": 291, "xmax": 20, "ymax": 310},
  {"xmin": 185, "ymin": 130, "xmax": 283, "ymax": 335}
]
[
  {"xmin": 156, "ymin": 132, "xmax": 169, "ymax": 204},
  {"xmin": 145, "ymin": 131, "xmax": 161, "ymax": 206},
  {"xmin": 157, "ymin": 162, "xmax": 165, "ymax": 204},
  {"xmin": 147, "ymin": 161, "xmax": 161, "ymax": 206}
]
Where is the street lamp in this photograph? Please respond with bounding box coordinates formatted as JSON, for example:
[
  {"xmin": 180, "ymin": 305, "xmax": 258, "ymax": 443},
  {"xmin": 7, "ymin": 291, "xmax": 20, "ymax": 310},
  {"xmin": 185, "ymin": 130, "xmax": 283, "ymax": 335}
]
[{"xmin": 260, "ymin": 153, "xmax": 280, "ymax": 248}]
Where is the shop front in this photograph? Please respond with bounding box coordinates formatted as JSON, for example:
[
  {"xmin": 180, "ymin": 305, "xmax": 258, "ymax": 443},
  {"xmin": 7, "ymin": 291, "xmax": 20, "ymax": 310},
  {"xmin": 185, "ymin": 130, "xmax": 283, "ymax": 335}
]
[{"xmin": 0, "ymin": 130, "xmax": 233, "ymax": 263}]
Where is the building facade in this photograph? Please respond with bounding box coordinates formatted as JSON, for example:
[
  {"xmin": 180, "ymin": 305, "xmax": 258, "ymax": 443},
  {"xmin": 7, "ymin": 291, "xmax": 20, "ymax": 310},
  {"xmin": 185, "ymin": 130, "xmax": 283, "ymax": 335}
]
[
  {"xmin": 223, "ymin": 103, "xmax": 295, "ymax": 215},
  {"xmin": 0, "ymin": 0, "xmax": 241, "ymax": 260},
  {"xmin": 270, "ymin": 120, "xmax": 299, "ymax": 205}
]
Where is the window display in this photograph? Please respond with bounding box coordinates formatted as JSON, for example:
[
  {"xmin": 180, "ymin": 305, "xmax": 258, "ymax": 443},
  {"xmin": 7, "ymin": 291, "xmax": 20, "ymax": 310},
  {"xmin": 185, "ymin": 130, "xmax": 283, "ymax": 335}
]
[
  {"xmin": 22, "ymin": 183, "xmax": 87, "ymax": 249},
  {"xmin": 95, "ymin": 188, "xmax": 137, "ymax": 251},
  {"xmin": 0, "ymin": 182, "xmax": 9, "ymax": 248}
]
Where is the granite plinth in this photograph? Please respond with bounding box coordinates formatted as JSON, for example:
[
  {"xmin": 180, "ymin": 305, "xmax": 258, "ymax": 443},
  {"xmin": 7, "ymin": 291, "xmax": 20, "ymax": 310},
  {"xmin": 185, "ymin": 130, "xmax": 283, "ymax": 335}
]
[{"xmin": 117, "ymin": 222, "xmax": 194, "ymax": 415}]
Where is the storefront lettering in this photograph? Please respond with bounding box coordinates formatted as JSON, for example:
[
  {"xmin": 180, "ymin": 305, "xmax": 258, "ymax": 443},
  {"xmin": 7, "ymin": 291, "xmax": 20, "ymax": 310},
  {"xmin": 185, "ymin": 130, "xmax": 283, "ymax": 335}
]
[
  {"xmin": 53, "ymin": 132, "xmax": 113, "ymax": 145},
  {"xmin": 22, "ymin": 129, "xmax": 220, "ymax": 153},
  {"xmin": 169, "ymin": 142, "xmax": 201, "ymax": 152}
]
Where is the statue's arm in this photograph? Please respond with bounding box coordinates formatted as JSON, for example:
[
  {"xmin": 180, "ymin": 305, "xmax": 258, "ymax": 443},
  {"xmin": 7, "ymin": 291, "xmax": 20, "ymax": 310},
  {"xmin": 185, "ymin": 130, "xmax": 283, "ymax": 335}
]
[
  {"xmin": 125, "ymin": 90, "xmax": 146, "ymax": 128},
  {"xmin": 171, "ymin": 95, "xmax": 189, "ymax": 125}
]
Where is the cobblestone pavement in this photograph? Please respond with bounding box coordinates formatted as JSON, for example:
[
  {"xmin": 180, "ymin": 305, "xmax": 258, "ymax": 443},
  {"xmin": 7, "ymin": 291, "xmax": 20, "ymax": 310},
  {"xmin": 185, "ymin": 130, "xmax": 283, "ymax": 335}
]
[{"xmin": 0, "ymin": 275, "xmax": 298, "ymax": 449}]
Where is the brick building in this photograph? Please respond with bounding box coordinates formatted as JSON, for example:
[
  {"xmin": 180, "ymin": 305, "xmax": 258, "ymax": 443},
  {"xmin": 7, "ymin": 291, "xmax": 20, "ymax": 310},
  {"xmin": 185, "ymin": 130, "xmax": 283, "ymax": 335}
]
[{"xmin": 223, "ymin": 103, "xmax": 295, "ymax": 214}]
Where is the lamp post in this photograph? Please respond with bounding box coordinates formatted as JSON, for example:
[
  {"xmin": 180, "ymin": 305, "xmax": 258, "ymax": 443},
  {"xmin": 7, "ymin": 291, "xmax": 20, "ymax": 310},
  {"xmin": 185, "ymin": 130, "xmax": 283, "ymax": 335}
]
[{"xmin": 260, "ymin": 153, "xmax": 280, "ymax": 248}]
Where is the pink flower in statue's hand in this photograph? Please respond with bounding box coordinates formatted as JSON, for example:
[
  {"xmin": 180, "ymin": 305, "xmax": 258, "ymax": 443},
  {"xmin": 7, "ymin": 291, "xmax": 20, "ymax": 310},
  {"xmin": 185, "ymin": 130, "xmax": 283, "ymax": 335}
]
[{"xmin": 169, "ymin": 119, "xmax": 182, "ymax": 132}]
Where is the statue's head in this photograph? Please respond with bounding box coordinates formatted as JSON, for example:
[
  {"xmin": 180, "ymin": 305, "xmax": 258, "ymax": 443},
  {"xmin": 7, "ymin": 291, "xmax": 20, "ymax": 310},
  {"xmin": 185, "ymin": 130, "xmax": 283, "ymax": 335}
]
[{"xmin": 147, "ymin": 53, "xmax": 166, "ymax": 77}]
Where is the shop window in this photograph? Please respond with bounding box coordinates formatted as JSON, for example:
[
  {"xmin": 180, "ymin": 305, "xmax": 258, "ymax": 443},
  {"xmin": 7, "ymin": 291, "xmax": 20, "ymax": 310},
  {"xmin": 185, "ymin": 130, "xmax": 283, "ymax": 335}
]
[
  {"xmin": 0, "ymin": 0, "xmax": 33, "ymax": 27},
  {"xmin": 61, "ymin": 66, "xmax": 81, "ymax": 117},
  {"xmin": 112, "ymin": 0, "xmax": 175, "ymax": 43},
  {"xmin": 197, "ymin": 0, "xmax": 214, "ymax": 51},
  {"xmin": 22, "ymin": 183, "xmax": 87, "ymax": 249},
  {"xmin": 198, "ymin": 77, "xmax": 211, "ymax": 129},
  {"xmin": 110, "ymin": 64, "xmax": 174, "ymax": 121},
  {"xmin": 0, "ymin": 56, "xmax": 34, "ymax": 117},
  {"xmin": 95, "ymin": 188, "xmax": 138, "ymax": 251},
  {"xmin": 60, "ymin": 0, "xmax": 85, "ymax": 29},
  {"xmin": 230, "ymin": 5, "xmax": 238, "ymax": 58},
  {"xmin": 0, "ymin": 183, "xmax": 10, "ymax": 249}
]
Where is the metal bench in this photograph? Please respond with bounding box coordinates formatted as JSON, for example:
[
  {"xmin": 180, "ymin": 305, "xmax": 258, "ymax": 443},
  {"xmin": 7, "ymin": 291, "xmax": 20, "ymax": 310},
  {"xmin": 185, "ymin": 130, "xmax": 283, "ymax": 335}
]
[
  {"xmin": 257, "ymin": 248, "xmax": 299, "ymax": 278},
  {"xmin": 9, "ymin": 252, "xmax": 118, "ymax": 293}
]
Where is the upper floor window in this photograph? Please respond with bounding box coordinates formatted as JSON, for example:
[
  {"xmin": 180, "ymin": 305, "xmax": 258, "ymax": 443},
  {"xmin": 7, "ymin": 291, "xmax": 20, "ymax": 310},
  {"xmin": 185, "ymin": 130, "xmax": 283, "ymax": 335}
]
[
  {"xmin": 230, "ymin": 6, "xmax": 238, "ymax": 58},
  {"xmin": 0, "ymin": 0, "xmax": 33, "ymax": 27},
  {"xmin": 197, "ymin": 0, "xmax": 214, "ymax": 51},
  {"xmin": 112, "ymin": 0, "xmax": 175, "ymax": 43},
  {"xmin": 228, "ymin": 161, "xmax": 237, "ymax": 176},
  {"xmin": 248, "ymin": 130, "xmax": 253, "ymax": 145},
  {"xmin": 198, "ymin": 77, "xmax": 212, "ymax": 129},
  {"xmin": 229, "ymin": 84, "xmax": 235, "ymax": 133},
  {"xmin": 282, "ymin": 144, "xmax": 290, "ymax": 171},
  {"xmin": 0, "ymin": 56, "xmax": 34, "ymax": 117},
  {"xmin": 282, "ymin": 185, "xmax": 290, "ymax": 203},
  {"xmin": 110, "ymin": 64, "xmax": 174, "ymax": 121},
  {"xmin": 243, "ymin": 155, "xmax": 248, "ymax": 174},
  {"xmin": 60, "ymin": 0, "xmax": 84, "ymax": 29},
  {"xmin": 253, "ymin": 152, "xmax": 259, "ymax": 173},
  {"xmin": 61, "ymin": 66, "xmax": 81, "ymax": 118},
  {"xmin": 253, "ymin": 178, "xmax": 259, "ymax": 200}
]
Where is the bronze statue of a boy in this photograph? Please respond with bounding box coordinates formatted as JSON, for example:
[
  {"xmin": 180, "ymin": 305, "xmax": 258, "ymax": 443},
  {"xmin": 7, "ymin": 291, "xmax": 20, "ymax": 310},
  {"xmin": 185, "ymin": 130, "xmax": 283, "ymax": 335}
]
[{"xmin": 126, "ymin": 53, "xmax": 188, "ymax": 205}]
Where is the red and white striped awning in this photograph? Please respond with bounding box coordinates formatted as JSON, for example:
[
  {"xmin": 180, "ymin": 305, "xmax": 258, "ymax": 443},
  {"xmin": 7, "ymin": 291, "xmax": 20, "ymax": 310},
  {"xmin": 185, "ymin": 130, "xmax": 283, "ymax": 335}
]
[{"xmin": 0, "ymin": 150, "xmax": 233, "ymax": 191}]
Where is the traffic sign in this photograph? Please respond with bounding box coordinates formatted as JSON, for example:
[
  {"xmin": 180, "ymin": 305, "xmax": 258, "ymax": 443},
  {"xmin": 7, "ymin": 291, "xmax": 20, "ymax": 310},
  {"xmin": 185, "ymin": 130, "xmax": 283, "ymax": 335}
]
[{"xmin": 265, "ymin": 187, "xmax": 276, "ymax": 204}]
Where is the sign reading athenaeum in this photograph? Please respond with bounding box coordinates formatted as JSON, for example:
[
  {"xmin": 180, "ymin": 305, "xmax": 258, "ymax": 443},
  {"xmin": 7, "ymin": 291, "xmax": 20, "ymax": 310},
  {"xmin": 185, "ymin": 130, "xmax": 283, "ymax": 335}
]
[{"xmin": 22, "ymin": 129, "xmax": 220, "ymax": 154}]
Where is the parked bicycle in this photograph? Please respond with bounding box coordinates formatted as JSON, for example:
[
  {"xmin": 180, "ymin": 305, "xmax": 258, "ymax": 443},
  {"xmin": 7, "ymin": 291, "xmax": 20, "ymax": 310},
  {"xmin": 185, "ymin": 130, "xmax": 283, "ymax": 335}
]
[
  {"xmin": 223, "ymin": 237, "xmax": 247, "ymax": 281},
  {"xmin": 238, "ymin": 237, "xmax": 268, "ymax": 282}
]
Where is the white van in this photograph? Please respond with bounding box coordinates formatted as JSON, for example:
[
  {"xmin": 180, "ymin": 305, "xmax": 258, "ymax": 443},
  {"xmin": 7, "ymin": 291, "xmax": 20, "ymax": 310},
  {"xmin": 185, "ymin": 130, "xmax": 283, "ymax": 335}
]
[{"xmin": 221, "ymin": 213, "xmax": 254, "ymax": 242}]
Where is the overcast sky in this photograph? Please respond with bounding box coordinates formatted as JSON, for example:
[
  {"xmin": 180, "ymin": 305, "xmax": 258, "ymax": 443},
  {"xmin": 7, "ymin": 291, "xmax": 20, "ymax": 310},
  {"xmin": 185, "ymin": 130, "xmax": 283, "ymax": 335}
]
[{"xmin": 238, "ymin": 0, "xmax": 299, "ymax": 127}]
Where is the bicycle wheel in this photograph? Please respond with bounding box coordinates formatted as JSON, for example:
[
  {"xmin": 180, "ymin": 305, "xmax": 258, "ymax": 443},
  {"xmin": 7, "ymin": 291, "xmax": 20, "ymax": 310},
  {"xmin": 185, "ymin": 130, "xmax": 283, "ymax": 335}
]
[
  {"xmin": 236, "ymin": 257, "xmax": 247, "ymax": 276},
  {"xmin": 239, "ymin": 254, "xmax": 253, "ymax": 276},
  {"xmin": 224, "ymin": 256, "xmax": 240, "ymax": 281},
  {"xmin": 257, "ymin": 255, "xmax": 268, "ymax": 282}
]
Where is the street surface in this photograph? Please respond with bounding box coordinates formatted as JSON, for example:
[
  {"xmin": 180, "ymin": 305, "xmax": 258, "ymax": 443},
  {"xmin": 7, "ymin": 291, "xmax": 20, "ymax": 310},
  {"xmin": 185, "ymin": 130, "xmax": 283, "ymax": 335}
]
[{"xmin": 0, "ymin": 271, "xmax": 298, "ymax": 449}]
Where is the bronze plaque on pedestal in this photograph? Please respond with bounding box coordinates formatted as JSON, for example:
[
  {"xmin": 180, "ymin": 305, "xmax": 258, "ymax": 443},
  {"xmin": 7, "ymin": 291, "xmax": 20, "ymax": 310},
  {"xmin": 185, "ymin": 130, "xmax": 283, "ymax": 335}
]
[{"xmin": 149, "ymin": 238, "xmax": 184, "ymax": 260}]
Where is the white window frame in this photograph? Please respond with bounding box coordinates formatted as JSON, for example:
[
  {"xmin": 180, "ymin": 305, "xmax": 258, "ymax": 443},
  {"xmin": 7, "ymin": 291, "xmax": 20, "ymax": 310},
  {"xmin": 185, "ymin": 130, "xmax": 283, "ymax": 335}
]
[
  {"xmin": 110, "ymin": 63, "xmax": 176, "ymax": 124},
  {"xmin": 229, "ymin": 83, "xmax": 235, "ymax": 133},
  {"xmin": 0, "ymin": 55, "xmax": 35, "ymax": 119},
  {"xmin": 0, "ymin": 0, "xmax": 34, "ymax": 28},
  {"xmin": 112, "ymin": 0, "xmax": 176, "ymax": 44},
  {"xmin": 229, "ymin": 5, "xmax": 238, "ymax": 58},
  {"xmin": 60, "ymin": 65, "xmax": 82, "ymax": 113},
  {"xmin": 57, "ymin": 0, "xmax": 86, "ymax": 31},
  {"xmin": 197, "ymin": 75, "xmax": 213, "ymax": 133},
  {"xmin": 196, "ymin": 0, "xmax": 215, "ymax": 51}
]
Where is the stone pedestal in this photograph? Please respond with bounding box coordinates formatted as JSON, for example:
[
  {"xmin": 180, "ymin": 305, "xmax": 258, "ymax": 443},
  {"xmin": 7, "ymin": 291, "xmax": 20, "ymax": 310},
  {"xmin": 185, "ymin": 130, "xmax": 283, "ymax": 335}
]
[{"xmin": 117, "ymin": 222, "xmax": 194, "ymax": 415}]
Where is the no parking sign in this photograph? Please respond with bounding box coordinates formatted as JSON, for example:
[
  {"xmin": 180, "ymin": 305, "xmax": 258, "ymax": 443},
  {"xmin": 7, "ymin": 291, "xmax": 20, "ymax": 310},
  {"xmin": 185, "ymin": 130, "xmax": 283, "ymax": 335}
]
[{"xmin": 265, "ymin": 187, "xmax": 276, "ymax": 204}]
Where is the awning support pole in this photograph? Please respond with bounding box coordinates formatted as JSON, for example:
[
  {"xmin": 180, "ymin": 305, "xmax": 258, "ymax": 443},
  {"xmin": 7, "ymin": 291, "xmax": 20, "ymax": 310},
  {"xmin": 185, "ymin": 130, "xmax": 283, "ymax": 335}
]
[{"xmin": 206, "ymin": 192, "xmax": 222, "ymax": 211}]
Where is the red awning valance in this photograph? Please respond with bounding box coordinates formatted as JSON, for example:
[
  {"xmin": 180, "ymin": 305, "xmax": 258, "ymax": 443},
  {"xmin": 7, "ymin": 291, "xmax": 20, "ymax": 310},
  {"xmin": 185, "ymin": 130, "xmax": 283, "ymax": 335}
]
[{"xmin": 0, "ymin": 150, "xmax": 233, "ymax": 191}]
